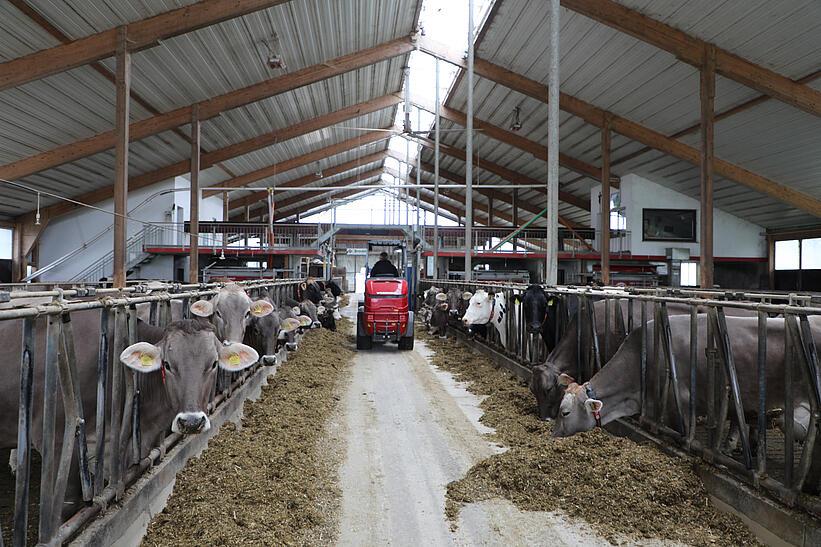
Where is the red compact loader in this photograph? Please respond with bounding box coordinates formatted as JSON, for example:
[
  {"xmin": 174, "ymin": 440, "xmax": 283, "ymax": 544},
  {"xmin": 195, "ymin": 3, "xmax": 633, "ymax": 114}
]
[{"xmin": 356, "ymin": 277, "xmax": 414, "ymax": 350}]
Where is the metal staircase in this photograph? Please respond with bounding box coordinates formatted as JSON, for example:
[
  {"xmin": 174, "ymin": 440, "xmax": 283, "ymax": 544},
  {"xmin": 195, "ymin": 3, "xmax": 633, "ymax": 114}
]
[{"xmin": 70, "ymin": 226, "xmax": 159, "ymax": 282}]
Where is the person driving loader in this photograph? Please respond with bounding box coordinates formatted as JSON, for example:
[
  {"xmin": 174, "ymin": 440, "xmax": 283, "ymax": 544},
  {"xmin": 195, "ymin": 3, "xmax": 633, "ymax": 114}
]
[{"xmin": 369, "ymin": 251, "xmax": 400, "ymax": 277}]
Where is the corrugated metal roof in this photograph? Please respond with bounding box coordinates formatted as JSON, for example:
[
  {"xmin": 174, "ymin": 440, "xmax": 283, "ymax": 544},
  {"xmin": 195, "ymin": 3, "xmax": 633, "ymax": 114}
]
[
  {"xmin": 421, "ymin": 0, "xmax": 821, "ymax": 229},
  {"xmin": 1, "ymin": 0, "xmax": 819, "ymax": 232},
  {"xmin": 0, "ymin": 0, "xmax": 419, "ymax": 220}
]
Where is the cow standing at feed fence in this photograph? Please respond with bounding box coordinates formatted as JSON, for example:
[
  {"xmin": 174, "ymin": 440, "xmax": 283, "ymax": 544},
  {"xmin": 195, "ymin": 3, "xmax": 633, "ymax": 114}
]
[
  {"xmin": 529, "ymin": 298, "xmax": 759, "ymax": 421},
  {"xmin": 243, "ymin": 297, "xmax": 283, "ymax": 365},
  {"xmin": 447, "ymin": 288, "xmax": 473, "ymax": 322},
  {"xmin": 428, "ymin": 292, "xmax": 450, "ymax": 338},
  {"xmin": 462, "ymin": 290, "xmax": 508, "ymax": 349},
  {"xmin": 1, "ymin": 307, "xmax": 260, "ymax": 523},
  {"xmin": 550, "ymin": 315, "xmax": 818, "ymax": 446},
  {"xmin": 519, "ymin": 285, "xmax": 564, "ymax": 352}
]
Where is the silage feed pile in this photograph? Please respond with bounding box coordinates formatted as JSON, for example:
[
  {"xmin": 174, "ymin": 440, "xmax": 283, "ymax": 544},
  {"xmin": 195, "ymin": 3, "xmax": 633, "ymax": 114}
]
[
  {"xmin": 418, "ymin": 331, "xmax": 759, "ymax": 546},
  {"xmin": 143, "ymin": 320, "xmax": 353, "ymax": 546}
]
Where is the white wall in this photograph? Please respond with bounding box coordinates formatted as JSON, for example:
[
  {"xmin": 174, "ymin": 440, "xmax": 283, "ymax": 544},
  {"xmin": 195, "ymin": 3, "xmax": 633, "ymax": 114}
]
[
  {"xmin": 38, "ymin": 176, "xmax": 224, "ymax": 281},
  {"xmin": 590, "ymin": 174, "xmax": 765, "ymax": 259}
]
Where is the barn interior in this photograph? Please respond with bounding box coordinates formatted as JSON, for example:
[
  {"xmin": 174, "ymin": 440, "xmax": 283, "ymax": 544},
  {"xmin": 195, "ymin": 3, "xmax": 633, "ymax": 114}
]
[{"xmin": 0, "ymin": 1, "xmax": 820, "ymax": 545}]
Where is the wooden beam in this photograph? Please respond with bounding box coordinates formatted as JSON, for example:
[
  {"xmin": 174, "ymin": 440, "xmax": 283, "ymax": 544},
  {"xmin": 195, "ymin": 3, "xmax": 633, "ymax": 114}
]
[
  {"xmin": 112, "ymin": 28, "xmax": 130, "ymax": 288},
  {"xmin": 28, "ymin": 96, "xmax": 400, "ymax": 222},
  {"xmin": 189, "ymin": 106, "xmax": 201, "ymax": 284},
  {"xmin": 0, "ymin": 0, "xmax": 293, "ymax": 91},
  {"xmin": 0, "ymin": 37, "xmax": 413, "ymax": 184},
  {"xmin": 609, "ymin": 68, "xmax": 821, "ymax": 170},
  {"xmin": 413, "ymin": 136, "xmax": 590, "ymax": 212},
  {"xmin": 600, "ymin": 117, "xmax": 611, "ymax": 285},
  {"xmin": 561, "ymin": 0, "xmax": 821, "ymax": 117},
  {"xmin": 229, "ymin": 151, "xmax": 388, "ymax": 211},
  {"xmin": 700, "ymin": 46, "xmax": 716, "ymax": 289},
  {"xmin": 8, "ymin": 0, "xmax": 238, "ymax": 181},
  {"xmin": 410, "ymin": 98, "xmax": 610, "ymax": 183},
  {"xmin": 205, "ymin": 129, "xmax": 392, "ymax": 196},
  {"xmin": 418, "ymin": 37, "xmax": 821, "ymax": 218}
]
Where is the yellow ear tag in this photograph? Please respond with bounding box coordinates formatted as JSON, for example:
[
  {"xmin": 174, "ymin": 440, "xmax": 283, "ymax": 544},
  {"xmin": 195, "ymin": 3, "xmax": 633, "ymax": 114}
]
[
  {"xmin": 253, "ymin": 304, "xmax": 263, "ymax": 314},
  {"xmin": 228, "ymin": 353, "xmax": 241, "ymax": 367},
  {"xmin": 548, "ymin": 298, "xmax": 555, "ymax": 306},
  {"xmin": 140, "ymin": 353, "xmax": 154, "ymax": 367}
]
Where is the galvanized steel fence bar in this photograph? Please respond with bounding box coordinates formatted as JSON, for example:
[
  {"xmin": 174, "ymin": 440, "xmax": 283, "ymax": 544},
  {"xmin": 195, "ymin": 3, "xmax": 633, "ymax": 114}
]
[
  {"xmin": 419, "ymin": 279, "xmax": 821, "ymax": 519},
  {"xmin": 0, "ymin": 278, "xmax": 304, "ymax": 546}
]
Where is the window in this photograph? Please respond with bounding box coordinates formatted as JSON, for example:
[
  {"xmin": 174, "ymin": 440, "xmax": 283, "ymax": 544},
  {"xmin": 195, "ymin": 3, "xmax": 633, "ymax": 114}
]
[
  {"xmin": 801, "ymin": 238, "xmax": 821, "ymax": 269},
  {"xmin": 681, "ymin": 261, "xmax": 698, "ymax": 287},
  {"xmin": 775, "ymin": 240, "xmax": 800, "ymax": 270},
  {"xmin": 610, "ymin": 191, "xmax": 626, "ymax": 231},
  {"xmin": 0, "ymin": 228, "xmax": 11, "ymax": 260},
  {"xmin": 642, "ymin": 209, "xmax": 697, "ymax": 242}
]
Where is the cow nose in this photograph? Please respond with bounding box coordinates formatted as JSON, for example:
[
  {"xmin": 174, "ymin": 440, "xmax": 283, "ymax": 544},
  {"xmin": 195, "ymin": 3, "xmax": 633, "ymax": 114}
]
[{"xmin": 174, "ymin": 412, "xmax": 210, "ymax": 434}]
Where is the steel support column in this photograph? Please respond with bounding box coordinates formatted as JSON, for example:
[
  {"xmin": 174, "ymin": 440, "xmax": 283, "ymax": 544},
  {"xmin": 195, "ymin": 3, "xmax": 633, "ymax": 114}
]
[
  {"xmin": 189, "ymin": 105, "xmax": 201, "ymax": 284},
  {"xmin": 464, "ymin": 0, "xmax": 475, "ymax": 281},
  {"xmin": 433, "ymin": 58, "xmax": 441, "ymax": 278},
  {"xmin": 600, "ymin": 117, "xmax": 612, "ymax": 285},
  {"xmin": 112, "ymin": 27, "xmax": 130, "ymax": 288},
  {"xmin": 545, "ymin": 0, "xmax": 560, "ymax": 285}
]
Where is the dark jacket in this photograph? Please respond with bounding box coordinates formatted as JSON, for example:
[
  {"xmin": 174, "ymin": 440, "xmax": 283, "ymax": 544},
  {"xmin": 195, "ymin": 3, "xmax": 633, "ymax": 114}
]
[{"xmin": 370, "ymin": 259, "xmax": 399, "ymax": 277}]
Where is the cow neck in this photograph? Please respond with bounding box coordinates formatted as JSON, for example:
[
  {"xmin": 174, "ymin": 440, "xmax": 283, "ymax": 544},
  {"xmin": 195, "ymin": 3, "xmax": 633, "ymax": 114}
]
[{"xmin": 585, "ymin": 331, "xmax": 643, "ymax": 426}]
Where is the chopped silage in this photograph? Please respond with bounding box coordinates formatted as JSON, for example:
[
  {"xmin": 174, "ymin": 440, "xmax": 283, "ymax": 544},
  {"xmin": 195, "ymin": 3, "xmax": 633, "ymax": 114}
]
[
  {"xmin": 417, "ymin": 329, "xmax": 759, "ymax": 546},
  {"xmin": 142, "ymin": 319, "xmax": 353, "ymax": 546}
]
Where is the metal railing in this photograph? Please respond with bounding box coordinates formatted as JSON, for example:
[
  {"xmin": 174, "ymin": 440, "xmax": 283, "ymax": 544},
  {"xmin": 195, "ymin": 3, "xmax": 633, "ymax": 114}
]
[
  {"xmin": 142, "ymin": 222, "xmax": 326, "ymax": 251},
  {"xmin": 421, "ymin": 226, "xmax": 630, "ymax": 256},
  {"xmin": 71, "ymin": 227, "xmax": 154, "ymax": 282},
  {"xmin": 420, "ymin": 279, "xmax": 821, "ymax": 519},
  {"xmin": 0, "ymin": 278, "xmax": 304, "ymax": 545}
]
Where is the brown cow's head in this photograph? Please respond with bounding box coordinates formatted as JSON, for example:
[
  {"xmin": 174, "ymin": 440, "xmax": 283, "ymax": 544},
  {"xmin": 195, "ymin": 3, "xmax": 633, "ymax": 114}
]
[
  {"xmin": 120, "ymin": 320, "xmax": 258, "ymax": 434},
  {"xmin": 191, "ymin": 283, "xmax": 274, "ymax": 344},
  {"xmin": 551, "ymin": 374, "xmax": 603, "ymax": 437}
]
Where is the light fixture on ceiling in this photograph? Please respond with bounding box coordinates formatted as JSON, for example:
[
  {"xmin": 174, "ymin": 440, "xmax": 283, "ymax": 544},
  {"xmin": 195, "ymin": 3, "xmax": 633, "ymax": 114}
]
[
  {"xmin": 264, "ymin": 32, "xmax": 286, "ymax": 70},
  {"xmin": 315, "ymin": 162, "xmax": 323, "ymax": 178},
  {"xmin": 510, "ymin": 107, "xmax": 522, "ymax": 132}
]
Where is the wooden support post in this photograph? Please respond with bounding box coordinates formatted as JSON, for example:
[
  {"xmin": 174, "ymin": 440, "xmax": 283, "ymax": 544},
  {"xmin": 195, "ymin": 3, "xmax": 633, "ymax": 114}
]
[
  {"xmin": 487, "ymin": 196, "xmax": 494, "ymax": 226},
  {"xmin": 222, "ymin": 192, "xmax": 229, "ymax": 221},
  {"xmin": 189, "ymin": 105, "xmax": 201, "ymax": 284},
  {"xmin": 700, "ymin": 45, "xmax": 716, "ymax": 289},
  {"xmin": 112, "ymin": 27, "xmax": 130, "ymax": 288},
  {"xmin": 600, "ymin": 116, "xmax": 611, "ymax": 285}
]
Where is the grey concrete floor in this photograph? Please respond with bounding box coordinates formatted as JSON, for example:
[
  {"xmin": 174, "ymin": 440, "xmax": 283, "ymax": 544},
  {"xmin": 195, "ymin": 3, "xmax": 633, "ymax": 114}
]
[{"xmin": 335, "ymin": 296, "xmax": 616, "ymax": 547}]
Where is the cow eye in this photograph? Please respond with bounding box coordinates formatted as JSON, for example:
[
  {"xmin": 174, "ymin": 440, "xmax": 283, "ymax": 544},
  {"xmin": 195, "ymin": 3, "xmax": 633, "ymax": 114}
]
[
  {"xmin": 211, "ymin": 360, "xmax": 218, "ymax": 370},
  {"xmin": 163, "ymin": 361, "xmax": 171, "ymax": 371},
  {"xmin": 215, "ymin": 310, "xmax": 222, "ymax": 318},
  {"xmin": 245, "ymin": 310, "xmax": 251, "ymax": 318}
]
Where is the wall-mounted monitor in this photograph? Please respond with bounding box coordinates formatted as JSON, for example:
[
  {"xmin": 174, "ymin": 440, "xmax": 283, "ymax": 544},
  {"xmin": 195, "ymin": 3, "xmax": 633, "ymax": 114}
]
[{"xmin": 642, "ymin": 208, "xmax": 697, "ymax": 242}]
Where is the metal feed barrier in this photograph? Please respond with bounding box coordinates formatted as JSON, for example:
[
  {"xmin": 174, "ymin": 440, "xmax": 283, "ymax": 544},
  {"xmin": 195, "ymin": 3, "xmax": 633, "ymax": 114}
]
[
  {"xmin": 420, "ymin": 279, "xmax": 821, "ymax": 520},
  {"xmin": 0, "ymin": 278, "xmax": 303, "ymax": 546}
]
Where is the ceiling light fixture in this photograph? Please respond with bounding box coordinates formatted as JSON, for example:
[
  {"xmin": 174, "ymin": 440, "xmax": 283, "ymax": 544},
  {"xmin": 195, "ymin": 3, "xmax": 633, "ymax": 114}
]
[{"xmin": 510, "ymin": 107, "xmax": 522, "ymax": 132}]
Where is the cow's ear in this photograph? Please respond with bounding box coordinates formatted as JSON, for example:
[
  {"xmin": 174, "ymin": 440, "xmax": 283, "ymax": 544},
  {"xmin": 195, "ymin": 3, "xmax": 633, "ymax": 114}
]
[
  {"xmin": 250, "ymin": 299, "xmax": 274, "ymax": 317},
  {"xmin": 190, "ymin": 299, "xmax": 214, "ymax": 318},
  {"xmin": 297, "ymin": 315, "xmax": 312, "ymax": 327},
  {"xmin": 557, "ymin": 373, "xmax": 575, "ymax": 387},
  {"xmin": 219, "ymin": 343, "xmax": 259, "ymax": 372},
  {"xmin": 513, "ymin": 295, "xmax": 521, "ymax": 305},
  {"xmin": 585, "ymin": 399, "xmax": 603, "ymax": 414},
  {"xmin": 462, "ymin": 291, "xmax": 473, "ymax": 301},
  {"xmin": 281, "ymin": 317, "xmax": 300, "ymax": 332},
  {"xmin": 120, "ymin": 342, "xmax": 162, "ymax": 373},
  {"xmin": 291, "ymin": 306, "xmax": 301, "ymax": 316}
]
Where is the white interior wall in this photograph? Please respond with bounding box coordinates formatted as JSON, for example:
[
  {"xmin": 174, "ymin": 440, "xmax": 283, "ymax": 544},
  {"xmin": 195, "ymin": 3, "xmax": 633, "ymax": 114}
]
[
  {"xmin": 38, "ymin": 175, "xmax": 224, "ymax": 281},
  {"xmin": 590, "ymin": 174, "xmax": 766, "ymax": 259}
]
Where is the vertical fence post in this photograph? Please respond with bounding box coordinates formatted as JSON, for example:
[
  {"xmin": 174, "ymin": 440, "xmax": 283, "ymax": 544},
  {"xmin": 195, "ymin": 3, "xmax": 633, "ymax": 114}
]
[
  {"xmin": 13, "ymin": 317, "xmax": 34, "ymax": 547},
  {"xmin": 639, "ymin": 300, "xmax": 647, "ymax": 421},
  {"xmin": 687, "ymin": 306, "xmax": 698, "ymax": 446},
  {"xmin": 756, "ymin": 309, "xmax": 768, "ymax": 478},
  {"xmin": 38, "ymin": 312, "xmax": 61, "ymax": 543},
  {"xmin": 94, "ymin": 309, "xmax": 110, "ymax": 497}
]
